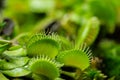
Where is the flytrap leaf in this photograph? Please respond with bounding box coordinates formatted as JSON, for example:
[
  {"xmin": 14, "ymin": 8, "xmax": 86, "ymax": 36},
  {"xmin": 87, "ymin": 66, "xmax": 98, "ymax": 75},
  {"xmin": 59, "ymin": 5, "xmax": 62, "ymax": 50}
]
[
  {"xmin": 76, "ymin": 17, "xmax": 100, "ymax": 48},
  {"xmin": 3, "ymin": 47, "xmax": 27, "ymax": 57},
  {"xmin": 0, "ymin": 43, "xmax": 11, "ymax": 54},
  {"xmin": 2, "ymin": 68, "xmax": 31, "ymax": 77},
  {"xmin": 0, "ymin": 72, "xmax": 8, "ymax": 80},
  {"xmin": 0, "ymin": 57, "xmax": 29, "ymax": 70},
  {"xmin": 29, "ymin": 55, "xmax": 62, "ymax": 80},
  {"xmin": 0, "ymin": 39, "xmax": 12, "ymax": 54},
  {"xmin": 26, "ymin": 33, "xmax": 60, "ymax": 58},
  {"xmin": 57, "ymin": 44, "xmax": 92, "ymax": 71}
]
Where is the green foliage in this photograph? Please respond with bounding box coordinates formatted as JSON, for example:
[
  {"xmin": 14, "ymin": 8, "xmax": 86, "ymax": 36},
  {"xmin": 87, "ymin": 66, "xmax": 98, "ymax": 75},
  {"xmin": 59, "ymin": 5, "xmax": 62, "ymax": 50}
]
[
  {"xmin": 0, "ymin": 72, "xmax": 8, "ymax": 80},
  {"xmin": 0, "ymin": 40, "xmax": 12, "ymax": 54},
  {"xmin": 29, "ymin": 55, "xmax": 61, "ymax": 80},
  {"xmin": 80, "ymin": 68, "xmax": 107, "ymax": 80},
  {"xmin": 26, "ymin": 33, "xmax": 60, "ymax": 58},
  {"xmin": 57, "ymin": 49, "xmax": 91, "ymax": 70},
  {"xmin": 2, "ymin": 68, "xmax": 30, "ymax": 77},
  {"xmin": 76, "ymin": 17, "xmax": 100, "ymax": 48},
  {"xmin": 0, "ymin": 57, "xmax": 29, "ymax": 70},
  {"xmin": 0, "ymin": 0, "xmax": 120, "ymax": 80},
  {"xmin": 88, "ymin": 0, "xmax": 116, "ymax": 33},
  {"xmin": 0, "ymin": 32, "xmax": 93, "ymax": 80}
]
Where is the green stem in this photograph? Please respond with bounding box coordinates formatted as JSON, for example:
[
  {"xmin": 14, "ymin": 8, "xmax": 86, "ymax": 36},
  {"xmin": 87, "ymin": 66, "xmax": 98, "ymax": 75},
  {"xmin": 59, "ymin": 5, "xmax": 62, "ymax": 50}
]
[
  {"xmin": 75, "ymin": 68, "xmax": 82, "ymax": 80},
  {"xmin": 0, "ymin": 39, "xmax": 11, "ymax": 44},
  {"xmin": 60, "ymin": 70, "xmax": 76, "ymax": 79}
]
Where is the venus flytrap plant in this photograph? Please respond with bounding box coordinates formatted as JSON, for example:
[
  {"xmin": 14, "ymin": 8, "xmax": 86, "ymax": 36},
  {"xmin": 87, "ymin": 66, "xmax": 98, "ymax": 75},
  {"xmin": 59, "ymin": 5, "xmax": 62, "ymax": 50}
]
[
  {"xmin": 24, "ymin": 33, "xmax": 93, "ymax": 80},
  {"xmin": 56, "ymin": 43, "xmax": 92, "ymax": 80},
  {"xmin": 0, "ymin": 39, "xmax": 31, "ymax": 78},
  {"xmin": 57, "ymin": 44, "xmax": 92, "ymax": 71},
  {"xmin": 0, "ymin": 57, "xmax": 29, "ymax": 70},
  {"xmin": 57, "ymin": 49, "xmax": 90, "ymax": 71},
  {"xmin": 0, "ymin": 32, "xmax": 93, "ymax": 80},
  {"xmin": 0, "ymin": 59, "xmax": 20, "ymax": 70},
  {"xmin": 0, "ymin": 39, "xmax": 12, "ymax": 54},
  {"xmin": 75, "ymin": 17, "xmax": 100, "ymax": 48},
  {"xmin": 29, "ymin": 55, "xmax": 62, "ymax": 80},
  {"xmin": 26, "ymin": 33, "xmax": 61, "ymax": 58},
  {"xmin": 3, "ymin": 47, "xmax": 27, "ymax": 57},
  {"xmin": 0, "ymin": 56, "xmax": 29, "ymax": 70},
  {"xmin": 1, "ymin": 67, "xmax": 31, "ymax": 77},
  {"xmin": 0, "ymin": 44, "xmax": 27, "ymax": 63},
  {"xmin": 1, "ymin": 0, "xmax": 119, "ymax": 79}
]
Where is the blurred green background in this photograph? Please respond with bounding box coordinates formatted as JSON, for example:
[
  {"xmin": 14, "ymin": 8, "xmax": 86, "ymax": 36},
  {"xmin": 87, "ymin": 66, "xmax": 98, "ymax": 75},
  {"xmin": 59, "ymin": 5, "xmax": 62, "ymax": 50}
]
[{"xmin": 1, "ymin": 0, "xmax": 120, "ymax": 33}]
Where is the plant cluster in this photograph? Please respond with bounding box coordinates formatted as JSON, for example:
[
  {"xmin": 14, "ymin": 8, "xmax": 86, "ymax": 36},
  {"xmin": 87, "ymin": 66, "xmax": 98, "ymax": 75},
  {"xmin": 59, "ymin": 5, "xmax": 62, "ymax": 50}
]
[{"xmin": 0, "ymin": 0, "xmax": 120, "ymax": 80}]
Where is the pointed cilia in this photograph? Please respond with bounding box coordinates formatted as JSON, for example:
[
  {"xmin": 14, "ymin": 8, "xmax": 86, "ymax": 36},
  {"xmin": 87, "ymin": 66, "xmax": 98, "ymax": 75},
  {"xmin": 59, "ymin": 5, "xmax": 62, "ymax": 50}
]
[
  {"xmin": 26, "ymin": 33, "xmax": 60, "ymax": 58},
  {"xmin": 29, "ymin": 55, "xmax": 62, "ymax": 80},
  {"xmin": 56, "ymin": 43, "xmax": 92, "ymax": 71}
]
